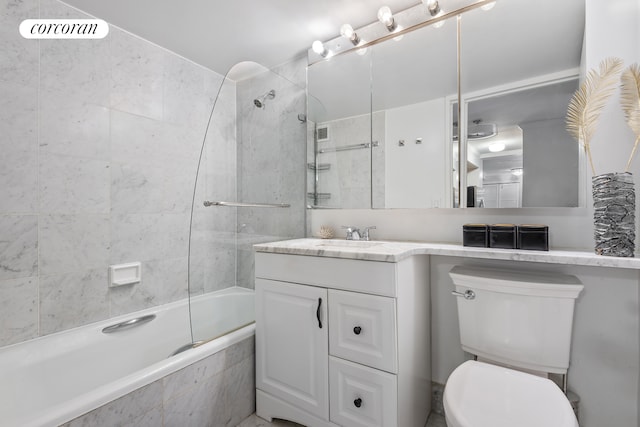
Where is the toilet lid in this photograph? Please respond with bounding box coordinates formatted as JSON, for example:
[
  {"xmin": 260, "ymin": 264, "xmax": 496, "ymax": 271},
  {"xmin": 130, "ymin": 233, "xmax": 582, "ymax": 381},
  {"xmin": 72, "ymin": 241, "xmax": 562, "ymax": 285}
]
[{"xmin": 443, "ymin": 361, "xmax": 578, "ymax": 427}]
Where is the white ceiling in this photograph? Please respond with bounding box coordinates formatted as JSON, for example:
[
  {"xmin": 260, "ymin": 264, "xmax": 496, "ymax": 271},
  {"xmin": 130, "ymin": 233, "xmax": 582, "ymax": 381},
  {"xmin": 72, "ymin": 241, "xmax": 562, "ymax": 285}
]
[{"xmin": 61, "ymin": 0, "xmax": 419, "ymax": 75}]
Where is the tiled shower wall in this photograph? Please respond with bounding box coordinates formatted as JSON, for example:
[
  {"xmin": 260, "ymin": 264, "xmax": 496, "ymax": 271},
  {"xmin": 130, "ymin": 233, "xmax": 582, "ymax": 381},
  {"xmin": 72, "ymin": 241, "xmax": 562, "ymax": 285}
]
[{"xmin": 0, "ymin": 0, "xmax": 236, "ymax": 347}]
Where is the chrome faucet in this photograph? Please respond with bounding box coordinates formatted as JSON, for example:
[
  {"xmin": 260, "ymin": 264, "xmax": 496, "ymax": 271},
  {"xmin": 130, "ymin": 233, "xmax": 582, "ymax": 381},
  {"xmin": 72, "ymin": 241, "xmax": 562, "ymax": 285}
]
[
  {"xmin": 361, "ymin": 226, "xmax": 376, "ymax": 241},
  {"xmin": 342, "ymin": 226, "xmax": 376, "ymax": 241}
]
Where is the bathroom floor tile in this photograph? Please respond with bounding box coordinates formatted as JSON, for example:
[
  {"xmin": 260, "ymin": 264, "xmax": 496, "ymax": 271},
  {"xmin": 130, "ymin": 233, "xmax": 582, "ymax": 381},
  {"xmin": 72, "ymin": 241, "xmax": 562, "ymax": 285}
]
[
  {"xmin": 236, "ymin": 414, "xmax": 303, "ymax": 427},
  {"xmin": 426, "ymin": 412, "xmax": 448, "ymax": 427},
  {"xmin": 237, "ymin": 412, "xmax": 447, "ymax": 426}
]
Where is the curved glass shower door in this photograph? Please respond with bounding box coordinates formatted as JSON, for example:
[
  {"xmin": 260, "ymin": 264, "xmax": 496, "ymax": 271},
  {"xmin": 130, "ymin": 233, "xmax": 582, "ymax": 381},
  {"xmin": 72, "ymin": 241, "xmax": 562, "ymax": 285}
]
[{"xmin": 187, "ymin": 61, "xmax": 306, "ymax": 345}]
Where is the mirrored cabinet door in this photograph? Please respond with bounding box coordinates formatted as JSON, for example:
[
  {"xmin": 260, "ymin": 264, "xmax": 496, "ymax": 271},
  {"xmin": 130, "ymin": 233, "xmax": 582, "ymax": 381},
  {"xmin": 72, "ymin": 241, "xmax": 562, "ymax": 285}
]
[
  {"xmin": 305, "ymin": 0, "xmax": 586, "ymax": 210},
  {"xmin": 371, "ymin": 17, "xmax": 458, "ymax": 209},
  {"xmin": 307, "ymin": 49, "xmax": 372, "ymax": 209},
  {"xmin": 459, "ymin": 0, "xmax": 584, "ymax": 208}
]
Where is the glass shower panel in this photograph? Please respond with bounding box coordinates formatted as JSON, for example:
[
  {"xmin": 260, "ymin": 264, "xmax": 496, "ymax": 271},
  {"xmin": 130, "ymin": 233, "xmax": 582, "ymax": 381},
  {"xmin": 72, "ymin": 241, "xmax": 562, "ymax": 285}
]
[{"xmin": 188, "ymin": 61, "xmax": 306, "ymax": 344}]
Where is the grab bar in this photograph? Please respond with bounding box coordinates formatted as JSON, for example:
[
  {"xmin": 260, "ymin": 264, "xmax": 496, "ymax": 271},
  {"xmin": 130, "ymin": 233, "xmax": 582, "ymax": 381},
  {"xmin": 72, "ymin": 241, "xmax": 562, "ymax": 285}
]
[
  {"xmin": 203, "ymin": 201, "xmax": 290, "ymax": 208},
  {"xmin": 318, "ymin": 140, "xmax": 379, "ymax": 154},
  {"xmin": 101, "ymin": 314, "xmax": 156, "ymax": 334}
]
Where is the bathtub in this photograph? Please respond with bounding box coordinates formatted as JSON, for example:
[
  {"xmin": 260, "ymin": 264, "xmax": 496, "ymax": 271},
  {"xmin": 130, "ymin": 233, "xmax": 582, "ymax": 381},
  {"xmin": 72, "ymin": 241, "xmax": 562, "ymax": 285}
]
[{"xmin": 0, "ymin": 286, "xmax": 255, "ymax": 427}]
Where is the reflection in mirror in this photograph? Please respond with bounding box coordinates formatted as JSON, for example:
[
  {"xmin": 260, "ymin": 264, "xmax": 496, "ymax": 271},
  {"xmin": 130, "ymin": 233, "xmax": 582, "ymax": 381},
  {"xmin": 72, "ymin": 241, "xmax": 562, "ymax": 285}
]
[
  {"xmin": 371, "ymin": 16, "xmax": 458, "ymax": 208},
  {"xmin": 465, "ymin": 77, "xmax": 579, "ymax": 208},
  {"xmin": 307, "ymin": 49, "xmax": 372, "ymax": 209},
  {"xmin": 460, "ymin": 0, "xmax": 585, "ymax": 208}
]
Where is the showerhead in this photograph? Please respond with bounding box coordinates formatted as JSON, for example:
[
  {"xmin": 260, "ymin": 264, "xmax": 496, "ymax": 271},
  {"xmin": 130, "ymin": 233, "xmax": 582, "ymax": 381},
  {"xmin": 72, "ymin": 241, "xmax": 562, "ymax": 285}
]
[{"xmin": 253, "ymin": 89, "xmax": 276, "ymax": 108}]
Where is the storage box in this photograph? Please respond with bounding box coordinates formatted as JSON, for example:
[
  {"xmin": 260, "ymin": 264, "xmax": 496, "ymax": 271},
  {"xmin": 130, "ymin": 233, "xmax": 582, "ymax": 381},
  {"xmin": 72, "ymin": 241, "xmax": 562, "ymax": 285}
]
[
  {"xmin": 463, "ymin": 224, "xmax": 489, "ymax": 247},
  {"xmin": 489, "ymin": 224, "xmax": 517, "ymax": 249},
  {"xmin": 517, "ymin": 224, "xmax": 549, "ymax": 251}
]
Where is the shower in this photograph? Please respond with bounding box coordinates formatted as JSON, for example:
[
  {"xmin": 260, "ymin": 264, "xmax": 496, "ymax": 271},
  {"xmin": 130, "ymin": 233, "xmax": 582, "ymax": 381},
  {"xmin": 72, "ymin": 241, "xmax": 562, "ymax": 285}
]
[{"xmin": 253, "ymin": 89, "xmax": 276, "ymax": 108}]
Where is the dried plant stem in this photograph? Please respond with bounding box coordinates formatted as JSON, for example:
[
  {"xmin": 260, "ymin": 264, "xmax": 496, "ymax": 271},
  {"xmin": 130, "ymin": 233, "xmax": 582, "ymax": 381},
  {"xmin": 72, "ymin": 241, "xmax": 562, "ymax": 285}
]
[
  {"xmin": 584, "ymin": 140, "xmax": 597, "ymax": 176},
  {"xmin": 625, "ymin": 135, "xmax": 640, "ymax": 172},
  {"xmin": 581, "ymin": 127, "xmax": 597, "ymax": 176}
]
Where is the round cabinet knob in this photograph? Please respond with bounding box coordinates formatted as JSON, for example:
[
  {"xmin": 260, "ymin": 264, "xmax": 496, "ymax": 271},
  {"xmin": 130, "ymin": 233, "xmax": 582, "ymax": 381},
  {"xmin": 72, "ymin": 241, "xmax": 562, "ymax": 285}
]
[
  {"xmin": 354, "ymin": 398, "xmax": 362, "ymax": 408},
  {"xmin": 353, "ymin": 326, "xmax": 362, "ymax": 335}
]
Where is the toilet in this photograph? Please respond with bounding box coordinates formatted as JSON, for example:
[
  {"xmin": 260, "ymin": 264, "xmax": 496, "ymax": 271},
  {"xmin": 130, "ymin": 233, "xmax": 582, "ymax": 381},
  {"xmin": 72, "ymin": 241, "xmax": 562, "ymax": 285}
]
[{"xmin": 444, "ymin": 265, "xmax": 584, "ymax": 427}]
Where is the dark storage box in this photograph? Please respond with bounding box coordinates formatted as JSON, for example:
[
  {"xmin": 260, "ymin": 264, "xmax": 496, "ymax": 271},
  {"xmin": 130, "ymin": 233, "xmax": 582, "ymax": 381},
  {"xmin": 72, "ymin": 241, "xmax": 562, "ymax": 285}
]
[
  {"xmin": 463, "ymin": 224, "xmax": 489, "ymax": 247},
  {"xmin": 517, "ymin": 224, "xmax": 549, "ymax": 251},
  {"xmin": 489, "ymin": 224, "xmax": 517, "ymax": 249}
]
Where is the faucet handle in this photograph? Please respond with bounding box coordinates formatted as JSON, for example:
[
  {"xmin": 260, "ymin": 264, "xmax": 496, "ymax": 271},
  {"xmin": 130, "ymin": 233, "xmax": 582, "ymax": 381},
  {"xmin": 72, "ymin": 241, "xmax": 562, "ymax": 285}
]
[
  {"xmin": 341, "ymin": 226, "xmax": 360, "ymax": 240},
  {"xmin": 361, "ymin": 226, "xmax": 377, "ymax": 241}
]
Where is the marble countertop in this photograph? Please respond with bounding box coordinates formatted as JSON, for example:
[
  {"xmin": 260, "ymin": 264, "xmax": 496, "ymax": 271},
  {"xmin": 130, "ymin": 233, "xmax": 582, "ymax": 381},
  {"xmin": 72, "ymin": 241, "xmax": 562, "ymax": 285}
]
[{"xmin": 254, "ymin": 238, "xmax": 640, "ymax": 269}]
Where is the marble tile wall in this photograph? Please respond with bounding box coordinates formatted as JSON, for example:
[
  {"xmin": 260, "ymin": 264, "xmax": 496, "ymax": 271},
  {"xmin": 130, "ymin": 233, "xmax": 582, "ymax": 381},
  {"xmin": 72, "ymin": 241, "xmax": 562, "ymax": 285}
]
[
  {"xmin": 61, "ymin": 336, "xmax": 256, "ymax": 427},
  {"xmin": 0, "ymin": 0, "xmax": 238, "ymax": 346}
]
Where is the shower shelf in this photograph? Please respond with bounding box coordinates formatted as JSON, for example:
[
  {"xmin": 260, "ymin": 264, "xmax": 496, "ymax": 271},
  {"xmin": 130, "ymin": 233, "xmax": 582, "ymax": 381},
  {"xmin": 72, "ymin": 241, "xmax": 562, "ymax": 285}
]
[
  {"xmin": 307, "ymin": 192, "xmax": 331, "ymax": 200},
  {"xmin": 204, "ymin": 201, "xmax": 290, "ymax": 208},
  {"xmin": 307, "ymin": 163, "xmax": 331, "ymax": 171},
  {"xmin": 318, "ymin": 141, "xmax": 379, "ymax": 154}
]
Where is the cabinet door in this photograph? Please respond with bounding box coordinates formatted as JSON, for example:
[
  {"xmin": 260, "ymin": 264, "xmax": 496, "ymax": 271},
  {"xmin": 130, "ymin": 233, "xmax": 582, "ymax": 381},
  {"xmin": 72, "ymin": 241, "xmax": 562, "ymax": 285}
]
[
  {"xmin": 329, "ymin": 290, "xmax": 397, "ymax": 373},
  {"xmin": 256, "ymin": 278, "xmax": 329, "ymax": 420}
]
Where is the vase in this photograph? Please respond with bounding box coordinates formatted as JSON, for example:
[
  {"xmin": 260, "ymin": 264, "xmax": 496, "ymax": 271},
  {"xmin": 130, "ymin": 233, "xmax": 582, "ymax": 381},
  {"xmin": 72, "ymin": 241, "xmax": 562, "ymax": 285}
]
[{"xmin": 592, "ymin": 172, "xmax": 635, "ymax": 257}]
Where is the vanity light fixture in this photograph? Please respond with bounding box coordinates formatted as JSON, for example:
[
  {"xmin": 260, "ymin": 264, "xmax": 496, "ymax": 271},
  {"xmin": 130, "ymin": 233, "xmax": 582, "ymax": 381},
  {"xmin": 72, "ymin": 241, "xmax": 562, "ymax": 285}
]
[
  {"xmin": 488, "ymin": 142, "xmax": 505, "ymax": 152},
  {"xmin": 311, "ymin": 40, "xmax": 329, "ymax": 57},
  {"xmin": 377, "ymin": 6, "xmax": 397, "ymax": 31},
  {"xmin": 433, "ymin": 20, "xmax": 445, "ymax": 28},
  {"xmin": 422, "ymin": 0, "xmax": 441, "ymax": 16},
  {"xmin": 340, "ymin": 24, "xmax": 360, "ymax": 45}
]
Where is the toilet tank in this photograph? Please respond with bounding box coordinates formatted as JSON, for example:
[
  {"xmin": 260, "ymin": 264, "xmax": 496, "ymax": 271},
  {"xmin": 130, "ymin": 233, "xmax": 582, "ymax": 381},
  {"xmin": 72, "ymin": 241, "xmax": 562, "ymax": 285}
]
[{"xmin": 449, "ymin": 265, "xmax": 583, "ymax": 374}]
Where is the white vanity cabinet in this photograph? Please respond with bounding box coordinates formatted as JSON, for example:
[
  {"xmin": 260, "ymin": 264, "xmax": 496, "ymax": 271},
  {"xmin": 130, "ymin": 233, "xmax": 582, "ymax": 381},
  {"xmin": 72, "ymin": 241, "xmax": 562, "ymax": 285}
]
[{"xmin": 255, "ymin": 252, "xmax": 431, "ymax": 427}]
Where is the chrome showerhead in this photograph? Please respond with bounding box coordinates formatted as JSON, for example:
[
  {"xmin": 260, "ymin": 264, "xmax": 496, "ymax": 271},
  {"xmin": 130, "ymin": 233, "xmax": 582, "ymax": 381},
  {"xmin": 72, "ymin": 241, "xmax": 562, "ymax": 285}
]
[{"xmin": 253, "ymin": 89, "xmax": 276, "ymax": 108}]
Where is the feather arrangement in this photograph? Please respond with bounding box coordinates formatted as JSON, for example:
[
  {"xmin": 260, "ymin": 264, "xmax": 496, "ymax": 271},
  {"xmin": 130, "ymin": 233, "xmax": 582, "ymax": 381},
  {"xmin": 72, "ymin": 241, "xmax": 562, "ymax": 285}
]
[
  {"xmin": 566, "ymin": 57, "xmax": 624, "ymax": 176},
  {"xmin": 621, "ymin": 63, "xmax": 640, "ymax": 172}
]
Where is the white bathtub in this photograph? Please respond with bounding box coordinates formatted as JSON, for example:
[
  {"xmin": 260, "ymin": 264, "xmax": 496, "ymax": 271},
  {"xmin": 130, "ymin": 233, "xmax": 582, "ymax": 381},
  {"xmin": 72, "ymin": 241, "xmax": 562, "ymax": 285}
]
[{"xmin": 0, "ymin": 287, "xmax": 255, "ymax": 427}]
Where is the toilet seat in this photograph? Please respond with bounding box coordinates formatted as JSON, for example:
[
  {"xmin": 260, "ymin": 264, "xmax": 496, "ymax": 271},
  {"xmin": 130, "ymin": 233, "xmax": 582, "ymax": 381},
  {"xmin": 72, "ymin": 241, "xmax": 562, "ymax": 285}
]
[{"xmin": 443, "ymin": 361, "xmax": 578, "ymax": 427}]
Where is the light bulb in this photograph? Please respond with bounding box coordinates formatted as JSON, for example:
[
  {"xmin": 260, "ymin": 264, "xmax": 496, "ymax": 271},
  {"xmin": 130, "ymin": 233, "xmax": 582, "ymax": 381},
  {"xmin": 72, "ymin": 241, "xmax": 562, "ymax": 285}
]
[
  {"xmin": 481, "ymin": 1, "xmax": 496, "ymax": 11},
  {"xmin": 340, "ymin": 23, "xmax": 360, "ymax": 45},
  {"xmin": 422, "ymin": 0, "xmax": 441, "ymax": 16},
  {"xmin": 377, "ymin": 6, "xmax": 396, "ymax": 30},
  {"xmin": 340, "ymin": 24, "xmax": 354, "ymax": 39},
  {"xmin": 311, "ymin": 40, "xmax": 328, "ymax": 57},
  {"xmin": 488, "ymin": 142, "xmax": 505, "ymax": 153}
]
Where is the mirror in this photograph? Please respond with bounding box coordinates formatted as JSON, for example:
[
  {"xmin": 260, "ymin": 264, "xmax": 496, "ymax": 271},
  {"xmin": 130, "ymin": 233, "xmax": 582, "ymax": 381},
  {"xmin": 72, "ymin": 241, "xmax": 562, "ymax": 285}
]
[
  {"xmin": 460, "ymin": 0, "xmax": 584, "ymax": 208},
  {"xmin": 306, "ymin": 0, "xmax": 585, "ymax": 209},
  {"xmin": 371, "ymin": 17, "xmax": 458, "ymax": 208},
  {"xmin": 307, "ymin": 48, "xmax": 372, "ymax": 209}
]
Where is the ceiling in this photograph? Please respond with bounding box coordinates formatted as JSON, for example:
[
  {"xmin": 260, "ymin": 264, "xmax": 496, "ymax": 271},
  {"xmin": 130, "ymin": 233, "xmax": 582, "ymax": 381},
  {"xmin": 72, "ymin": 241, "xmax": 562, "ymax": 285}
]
[{"xmin": 62, "ymin": 0, "xmax": 419, "ymax": 75}]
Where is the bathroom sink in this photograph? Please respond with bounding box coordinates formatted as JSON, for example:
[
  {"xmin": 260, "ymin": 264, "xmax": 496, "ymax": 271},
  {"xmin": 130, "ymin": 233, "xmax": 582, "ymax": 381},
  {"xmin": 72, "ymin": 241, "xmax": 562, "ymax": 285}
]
[{"xmin": 315, "ymin": 240, "xmax": 383, "ymax": 249}]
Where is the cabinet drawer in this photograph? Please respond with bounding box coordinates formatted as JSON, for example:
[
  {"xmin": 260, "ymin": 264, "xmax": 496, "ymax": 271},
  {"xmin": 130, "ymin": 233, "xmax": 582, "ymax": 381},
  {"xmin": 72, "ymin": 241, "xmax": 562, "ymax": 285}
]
[
  {"xmin": 329, "ymin": 356, "xmax": 397, "ymax": 427},
  {"xmin": 255, "ymin": 252, "xmax": 397, "ymax": 297},
  {"xmin": 329, "ymin": 290, "xmax": 397, "ymax": 373}
]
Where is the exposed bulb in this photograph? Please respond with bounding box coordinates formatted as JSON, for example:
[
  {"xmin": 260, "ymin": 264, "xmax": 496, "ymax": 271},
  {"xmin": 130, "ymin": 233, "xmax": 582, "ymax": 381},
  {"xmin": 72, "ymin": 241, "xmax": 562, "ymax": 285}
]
[
  {"xmin": 340, "ymin": 23, "xmax": 360, "ymax": 45},
  {"xmin": 311, "ymin": 40, "xmax": 328, "ymax": 57},
  {"xmin": 481, "ymin": 1, "xmax": 496, "ymax": 11},
  {"xmin": 377, "ymin": 6, "xmax": 396, "ymax": 31},
  {"xmin": 422, "ymin": 0, "xmax": 441, "ymax": 16},
  {"xmin": 488, "ymin": 142, "xmax": 505, "ymax": 153}
]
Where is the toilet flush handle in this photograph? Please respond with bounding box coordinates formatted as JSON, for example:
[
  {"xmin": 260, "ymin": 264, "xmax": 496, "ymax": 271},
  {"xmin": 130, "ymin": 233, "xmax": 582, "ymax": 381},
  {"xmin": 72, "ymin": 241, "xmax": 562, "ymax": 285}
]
[{"xmin": 452, "ymin": 289, "xmax": 476, "ymax": 300}]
